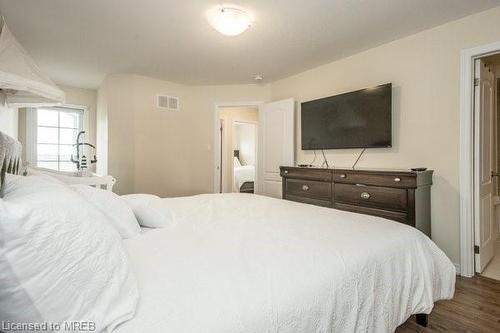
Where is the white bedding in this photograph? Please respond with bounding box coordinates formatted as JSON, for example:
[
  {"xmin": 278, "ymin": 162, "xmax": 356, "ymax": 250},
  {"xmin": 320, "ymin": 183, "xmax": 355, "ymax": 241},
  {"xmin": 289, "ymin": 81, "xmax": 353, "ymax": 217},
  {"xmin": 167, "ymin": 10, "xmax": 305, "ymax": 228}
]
[
  {"xmin": 140, "ymin": 226, "xmax": 154, "ymax": 234},
  {"xmin": 234, "ymin": 165, "xmax": 255, "ymax": 189},
  {"xmin": 1, "ymin": 174, "xmax": 138, "ymax": 332},
  {"xmin": 116, "ymin": 194, "xmax": 455, "ymax": 333}
]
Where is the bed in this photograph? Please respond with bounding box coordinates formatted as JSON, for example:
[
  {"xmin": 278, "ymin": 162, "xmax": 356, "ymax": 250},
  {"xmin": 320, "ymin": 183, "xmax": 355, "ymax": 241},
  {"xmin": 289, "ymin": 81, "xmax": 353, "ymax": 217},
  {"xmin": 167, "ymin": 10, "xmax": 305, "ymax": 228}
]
[
  {"xmin": 234, "ymin": 150, "xmax": 254, "ymax": 193},
  {"xmin": 0, "ymin": 131, "xmax": 456, "ymax": 333}
]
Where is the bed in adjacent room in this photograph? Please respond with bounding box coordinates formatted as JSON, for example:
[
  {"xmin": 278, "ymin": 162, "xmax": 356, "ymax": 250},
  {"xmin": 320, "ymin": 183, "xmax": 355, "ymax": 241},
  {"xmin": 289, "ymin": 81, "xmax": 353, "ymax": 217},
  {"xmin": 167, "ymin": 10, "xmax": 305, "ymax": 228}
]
[
  {"xmin": 0, "ymin": 131, "xmax": 456, "ymax": 333},
  {"xmin": 234, "ymin": 150, "xmax": 254, "ymax": 193}
]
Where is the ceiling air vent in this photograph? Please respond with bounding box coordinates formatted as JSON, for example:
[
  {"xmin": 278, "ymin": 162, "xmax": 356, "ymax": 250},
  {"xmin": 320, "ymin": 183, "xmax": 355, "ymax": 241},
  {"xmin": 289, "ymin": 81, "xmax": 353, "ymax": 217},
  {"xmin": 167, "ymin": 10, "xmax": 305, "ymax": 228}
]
[{"xmin": 157, "ymin": 95, "xmax": 179, "ymax": 111}]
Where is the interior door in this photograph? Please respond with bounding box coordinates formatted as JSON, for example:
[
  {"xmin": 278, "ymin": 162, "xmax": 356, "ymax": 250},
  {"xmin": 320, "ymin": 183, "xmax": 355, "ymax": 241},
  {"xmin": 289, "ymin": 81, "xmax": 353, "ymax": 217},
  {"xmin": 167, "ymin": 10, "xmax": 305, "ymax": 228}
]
[
  {"xmin": 256, "ymin": 98, "xmax": 295, "ymax": 198},
  {"xmin": 475, "ymin": 58, "xmax": 495, "ymax": 273}
]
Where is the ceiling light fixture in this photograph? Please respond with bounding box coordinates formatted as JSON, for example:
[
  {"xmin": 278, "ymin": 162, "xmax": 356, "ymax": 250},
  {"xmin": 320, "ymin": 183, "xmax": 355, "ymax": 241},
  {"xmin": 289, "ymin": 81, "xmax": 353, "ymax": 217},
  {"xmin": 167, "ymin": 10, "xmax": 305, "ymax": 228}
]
[{"xmin": 207, "ymin": 6, "xmax": 253, "ymax": 36}]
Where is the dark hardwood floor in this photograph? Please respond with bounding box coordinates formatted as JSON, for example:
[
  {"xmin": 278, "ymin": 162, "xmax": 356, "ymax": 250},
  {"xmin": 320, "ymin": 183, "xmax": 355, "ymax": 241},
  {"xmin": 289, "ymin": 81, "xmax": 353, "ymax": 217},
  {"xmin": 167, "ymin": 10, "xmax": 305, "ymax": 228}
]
[{"xmin": 396, "ymin": 275, "xmax": 500, "ymax": 332}]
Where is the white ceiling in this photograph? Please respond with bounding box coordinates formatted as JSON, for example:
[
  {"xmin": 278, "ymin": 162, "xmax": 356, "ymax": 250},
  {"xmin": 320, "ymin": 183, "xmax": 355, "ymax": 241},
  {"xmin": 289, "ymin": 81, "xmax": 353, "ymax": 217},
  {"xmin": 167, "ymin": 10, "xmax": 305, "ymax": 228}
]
[{"xmin": 1, "ymin": 0, "xmax": 499, "ymax": 89}]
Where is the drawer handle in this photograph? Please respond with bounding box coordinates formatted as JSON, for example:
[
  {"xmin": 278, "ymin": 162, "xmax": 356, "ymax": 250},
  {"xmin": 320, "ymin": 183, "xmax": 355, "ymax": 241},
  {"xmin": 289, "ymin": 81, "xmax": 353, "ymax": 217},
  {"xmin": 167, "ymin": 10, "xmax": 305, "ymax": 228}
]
[
  {"xmin": 394, "ymin": 177, "xmax": 401, "ymax": 182},
  {"xmin": 302, "ymin": 185, "xmax": 310, "ymax": 191},
  {"xmin": 340, "ymin": 174, "xmax": 346, "ymax": 179},
  {"xmin": 284, "ymin": 170, "xmax": 288, "ymax": 174},
  {"xmin": 360, "ymin": 192, "xmax": 371, "ymax": 199}
]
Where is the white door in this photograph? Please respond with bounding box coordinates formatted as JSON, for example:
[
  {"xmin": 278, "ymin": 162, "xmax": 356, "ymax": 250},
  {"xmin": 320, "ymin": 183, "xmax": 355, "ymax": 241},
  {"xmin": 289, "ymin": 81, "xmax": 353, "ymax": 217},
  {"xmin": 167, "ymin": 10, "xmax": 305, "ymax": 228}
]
[
  {"xmin": 256, "ymin": 98, "xmax": 295, "ymax": 198},
  {"xmin": 475, "ymin": 59, "xmax": 495, "ymax": 273}
]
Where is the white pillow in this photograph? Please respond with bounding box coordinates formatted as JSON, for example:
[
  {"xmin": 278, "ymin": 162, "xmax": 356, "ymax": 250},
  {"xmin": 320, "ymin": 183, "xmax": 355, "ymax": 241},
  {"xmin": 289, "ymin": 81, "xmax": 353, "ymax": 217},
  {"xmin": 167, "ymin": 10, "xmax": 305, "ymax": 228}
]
[
  {"xmin": 3, "ymin": 172, "xmax": 63, "ymax": 198},
  {"xmin": 233, "ymin": 156, "xmax": 242, "ymax": 167},
  {"xmin": 0, "ymin": 174, "xmax": 138, "ymax": 331},
  {"xmin": 70, "ymin": 184, "xmax": 141, "ymax": 239},
  {"xmin": 121, "ymin": 194, "xmax": 174, "ymax": 228}
]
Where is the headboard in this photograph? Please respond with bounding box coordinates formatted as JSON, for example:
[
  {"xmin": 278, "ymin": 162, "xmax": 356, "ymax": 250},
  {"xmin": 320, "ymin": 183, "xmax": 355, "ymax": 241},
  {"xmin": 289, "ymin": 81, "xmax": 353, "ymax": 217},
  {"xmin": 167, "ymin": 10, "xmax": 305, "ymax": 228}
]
[
  {"xmin": 233, "ymin": 150, "xmax": 240, "ymax": 159},
  {"xmin": 0, "ymin": 131, "xmax": 22, "ymax": 195}
]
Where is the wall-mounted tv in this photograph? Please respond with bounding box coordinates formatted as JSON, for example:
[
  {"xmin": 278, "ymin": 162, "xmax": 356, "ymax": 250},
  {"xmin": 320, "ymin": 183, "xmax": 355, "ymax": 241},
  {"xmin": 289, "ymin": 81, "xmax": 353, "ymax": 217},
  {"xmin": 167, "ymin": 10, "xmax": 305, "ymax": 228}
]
[{"xmin": 301, "ymin": 83, "xmax": 392, "ymax": 150}]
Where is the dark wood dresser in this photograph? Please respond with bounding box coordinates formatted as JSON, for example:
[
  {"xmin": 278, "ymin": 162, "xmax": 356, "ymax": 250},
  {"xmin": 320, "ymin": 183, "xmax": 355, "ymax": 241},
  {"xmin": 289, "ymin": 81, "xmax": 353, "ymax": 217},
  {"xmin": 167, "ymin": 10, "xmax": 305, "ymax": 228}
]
[{"xmin": 280, "ymin": 166, "xmax": 433, "ymax": 236}]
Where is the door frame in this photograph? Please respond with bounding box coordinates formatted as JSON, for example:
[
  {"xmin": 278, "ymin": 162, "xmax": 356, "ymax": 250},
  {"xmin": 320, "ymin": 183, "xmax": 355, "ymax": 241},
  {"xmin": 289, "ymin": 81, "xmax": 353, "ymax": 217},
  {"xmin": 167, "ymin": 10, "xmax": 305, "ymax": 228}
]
[
  {"xmin": 459, "ymin": 40, "xmax": 500, "ymax": 277},
  {"xmin": 213, "ymin": 101, "xmax": 263, "ymax": 193}
]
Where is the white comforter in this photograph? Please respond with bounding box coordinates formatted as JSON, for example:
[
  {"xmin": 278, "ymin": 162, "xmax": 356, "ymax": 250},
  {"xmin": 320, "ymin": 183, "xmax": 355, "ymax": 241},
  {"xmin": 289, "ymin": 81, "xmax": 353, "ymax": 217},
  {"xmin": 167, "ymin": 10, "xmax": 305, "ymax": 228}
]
[
  {"xmin": 116, "ymin": 194, "xmax": 455, "ymax": 333},
  {"xmin": 234, "ymin": 165, "xmax": 255, "ymax": 189}
]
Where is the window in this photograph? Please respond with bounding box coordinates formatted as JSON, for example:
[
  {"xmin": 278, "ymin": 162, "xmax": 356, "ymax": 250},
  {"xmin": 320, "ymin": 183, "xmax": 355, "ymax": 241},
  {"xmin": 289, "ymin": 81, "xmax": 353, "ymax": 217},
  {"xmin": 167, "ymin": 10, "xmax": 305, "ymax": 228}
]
[{"xmin": 32, "ymin": 107, "xmax": 84, "ymax": 172}]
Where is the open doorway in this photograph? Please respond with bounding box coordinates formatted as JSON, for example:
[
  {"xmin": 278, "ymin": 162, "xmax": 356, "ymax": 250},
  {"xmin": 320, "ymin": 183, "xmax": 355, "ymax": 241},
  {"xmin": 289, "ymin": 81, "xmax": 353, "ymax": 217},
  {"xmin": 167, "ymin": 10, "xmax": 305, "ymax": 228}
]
[
  {"xmin": 215, "ymin": 105, "xmax": 259, "ymax": 194},
  {"xmin": 470, "ymin": 53, "xmax": 500, "ymax": 280},
  {"xmin": 213, "ymin": 98, "xmax": 295, "ymax": 198},
  {"xmin": 477, "ymin": 54, "xmax": 500, "ymax": 280}
]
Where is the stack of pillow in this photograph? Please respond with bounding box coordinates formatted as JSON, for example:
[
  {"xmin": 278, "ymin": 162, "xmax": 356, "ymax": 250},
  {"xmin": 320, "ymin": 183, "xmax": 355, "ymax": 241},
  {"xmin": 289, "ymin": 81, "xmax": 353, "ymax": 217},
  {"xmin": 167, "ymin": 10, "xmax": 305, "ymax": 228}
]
[{"xmin": 0, "ymin": 173, "xmax": 141, "ymax": 332}]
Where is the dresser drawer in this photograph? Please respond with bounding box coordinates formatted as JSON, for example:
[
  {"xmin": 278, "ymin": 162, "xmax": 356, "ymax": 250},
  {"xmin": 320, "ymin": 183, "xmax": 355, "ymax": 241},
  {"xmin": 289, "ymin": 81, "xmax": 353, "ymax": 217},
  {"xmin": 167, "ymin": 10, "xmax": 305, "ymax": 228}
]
[
  {"xmin": 281, "ymin": 167, "xmax": 332, "ymax": 182},
  {"xmin": 334, "ymin": 183, "xmax": 408, "ymax": 211},
  {"xmin": 286, "ymin": 179, "xmax": 332, "ymax": 201},
  {"xmin": 286, "ymin": 195, "xmax": 332, "ymax": 208},
  {"xmin": 333, "ymin": 202, "xmax": 409, "ymax": 224},
  {"xmin": 333, "ymin": 171, "xmax": 416, "ymax": 188}
]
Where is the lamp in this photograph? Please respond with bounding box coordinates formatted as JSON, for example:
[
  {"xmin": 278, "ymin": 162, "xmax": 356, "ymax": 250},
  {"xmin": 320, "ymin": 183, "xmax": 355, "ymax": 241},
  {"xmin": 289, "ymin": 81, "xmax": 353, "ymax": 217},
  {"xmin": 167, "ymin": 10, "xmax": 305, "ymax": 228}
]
[{"xmin": 207, "ymin": 6, "xmax": 253, "ymax": 36}]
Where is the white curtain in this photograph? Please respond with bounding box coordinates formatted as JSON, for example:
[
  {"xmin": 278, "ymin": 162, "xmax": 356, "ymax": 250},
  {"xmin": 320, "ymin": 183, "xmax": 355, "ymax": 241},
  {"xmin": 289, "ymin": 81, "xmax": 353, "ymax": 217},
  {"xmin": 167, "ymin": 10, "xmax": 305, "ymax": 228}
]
[{"xmin": 0, "ymin": 19, "xmax": 65, "ymax": 107}]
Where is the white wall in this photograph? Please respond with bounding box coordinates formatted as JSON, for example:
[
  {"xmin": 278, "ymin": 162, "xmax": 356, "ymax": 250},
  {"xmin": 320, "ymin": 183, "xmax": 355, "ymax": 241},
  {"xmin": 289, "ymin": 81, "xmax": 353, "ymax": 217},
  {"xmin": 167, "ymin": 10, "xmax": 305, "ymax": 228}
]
[
  {"xmin": 96, "ymin": 82, "xmax": 108, "ymax": 175},
  {"xmin": 269, "ymin": 6, "xmax": 500, "ymax": 265},
  {"xmin": 96, "ymin": 75, "xmax": 136, "ymax": 194},
  {"xmin": 98, "ymin": 74, "xmax": 269, "ymax": 195}
]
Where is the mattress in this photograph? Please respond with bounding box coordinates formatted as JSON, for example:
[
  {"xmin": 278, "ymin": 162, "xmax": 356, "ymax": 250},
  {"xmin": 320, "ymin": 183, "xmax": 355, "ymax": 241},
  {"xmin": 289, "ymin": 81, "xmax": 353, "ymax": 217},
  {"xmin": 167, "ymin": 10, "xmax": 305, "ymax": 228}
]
[{"xmin": 116, "ymin": 193, "xmax": 455, "ymax": 333}]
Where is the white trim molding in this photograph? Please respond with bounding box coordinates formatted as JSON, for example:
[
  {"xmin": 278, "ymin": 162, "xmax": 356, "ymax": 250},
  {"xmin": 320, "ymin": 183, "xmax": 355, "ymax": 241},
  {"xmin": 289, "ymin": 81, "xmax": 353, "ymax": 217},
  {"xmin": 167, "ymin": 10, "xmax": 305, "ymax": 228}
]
[{"xmin": 459, "ymin": 40, "xmax": 500, "ymax": 277}]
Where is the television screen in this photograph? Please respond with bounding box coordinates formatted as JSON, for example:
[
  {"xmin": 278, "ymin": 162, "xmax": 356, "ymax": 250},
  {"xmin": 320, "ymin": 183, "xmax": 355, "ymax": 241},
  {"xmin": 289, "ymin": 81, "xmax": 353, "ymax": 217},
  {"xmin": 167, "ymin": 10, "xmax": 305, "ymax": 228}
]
[{"xmin": 301, "ymin": 83, "xmax": 392, "ymax": 150}]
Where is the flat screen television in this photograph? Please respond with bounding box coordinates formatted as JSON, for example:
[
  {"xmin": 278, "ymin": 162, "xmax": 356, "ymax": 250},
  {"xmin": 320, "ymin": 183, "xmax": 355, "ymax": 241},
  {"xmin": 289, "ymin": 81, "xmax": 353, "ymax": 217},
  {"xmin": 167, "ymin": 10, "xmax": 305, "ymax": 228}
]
[{"xmin": 301, "ymin": 83, "xmax": 392, "ymax": 150}]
